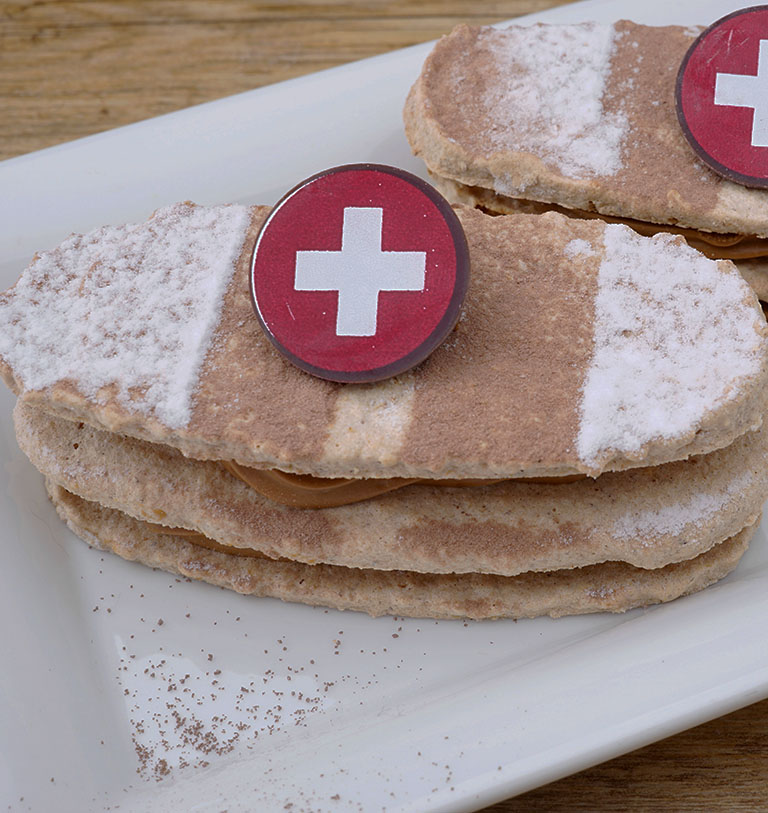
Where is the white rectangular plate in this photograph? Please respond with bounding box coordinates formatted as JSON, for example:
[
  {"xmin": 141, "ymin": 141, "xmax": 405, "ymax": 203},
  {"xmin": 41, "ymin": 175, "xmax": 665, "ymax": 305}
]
[{"xmin": 2, "ymin": 1, "xmax": 767, "ymax": 811}]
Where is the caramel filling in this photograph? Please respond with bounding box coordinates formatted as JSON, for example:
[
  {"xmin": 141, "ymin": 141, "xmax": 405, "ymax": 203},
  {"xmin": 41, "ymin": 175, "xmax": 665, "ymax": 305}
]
[
  {"xmin": 221, "ymin": 462, "xmax": 422, "ymax": 508},
  {"xmin": 465, "ymin": 186, "xmax": 768, "ymax": 260},
  {"xmin": 223, "ymin": 461, "xmax": 584, "ymax": 508},
  {"xmin": 565, "ymin": 208, "xmax": 768, "ymax": 260},
  {"xmin": 144, "ymin": 520, "xmax": 274, "ymax": 558}
]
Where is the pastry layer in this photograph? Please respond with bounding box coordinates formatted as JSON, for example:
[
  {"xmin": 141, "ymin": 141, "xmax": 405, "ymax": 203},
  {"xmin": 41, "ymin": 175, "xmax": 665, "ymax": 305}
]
[
  {"xmin": 433, "ymin": 175, "xmax": 768, "ymax": 303},
  {"xmin": 431, "ymin": 175, "xmax": 768, "ymax": 260},
  {"xmin": 47, "ymin": 482, "xmax": 757, "ymax": 620},
  {"xmin": 404, "ymin": 22, "xmax": 768, "ymax": 239},
  {"xmin": 737, "ymin": 259, "xmax": 768, "ymax": 303},
  {"xmin": 17, "ymin": 403, "xmax": 768, "ymax": 576},
  {"xmin": 2, "ymin": 203, "xmax": 767, "ymax": 480}
]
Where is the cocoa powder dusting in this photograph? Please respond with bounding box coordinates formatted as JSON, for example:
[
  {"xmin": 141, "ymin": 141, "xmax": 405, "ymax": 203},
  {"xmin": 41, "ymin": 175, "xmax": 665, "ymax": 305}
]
[
  {"xmin": 601, "ymin": 22, "xmax": 721, "ymax": 222},
  {"xmin": 401, "ymin": 208, "xmax": 600, "ymax": 473},
  {"xmin": 119, "ymin": 644, "xmax": 337, "ymax": 783},
  {"xmin": 190, "ymin": 207, "xmax": 340, "ymax": 466}
]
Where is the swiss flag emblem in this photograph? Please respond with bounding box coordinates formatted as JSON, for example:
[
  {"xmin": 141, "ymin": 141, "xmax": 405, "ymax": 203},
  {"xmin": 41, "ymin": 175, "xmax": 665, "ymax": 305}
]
[
  {"xmin": 677, "ymin": 6, "xmax": 768, "ymax": 187},
  {"xmin": 250, "ymin": 164, "xmax": 469, "ymax": 382}
]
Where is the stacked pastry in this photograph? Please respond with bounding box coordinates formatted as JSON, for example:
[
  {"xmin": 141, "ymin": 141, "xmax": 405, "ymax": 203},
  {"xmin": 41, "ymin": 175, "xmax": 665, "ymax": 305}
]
[
  {"xmin": 404, "ymin": 20, "xmax": 768, "ymax": 300},
  {"xmin": 1, "ymin": 202, "xmax": 767, "ymax": 619}
]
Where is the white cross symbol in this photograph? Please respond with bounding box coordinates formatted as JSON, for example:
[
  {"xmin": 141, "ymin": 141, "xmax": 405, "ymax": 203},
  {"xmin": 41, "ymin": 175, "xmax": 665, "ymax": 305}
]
[
  {"xmin": 714, "ymin": 39, "xmax": 768, "ymax": 147},
  {"xmin": 294, "ymin": 207, "xmax": 426, "ymax": 336}
]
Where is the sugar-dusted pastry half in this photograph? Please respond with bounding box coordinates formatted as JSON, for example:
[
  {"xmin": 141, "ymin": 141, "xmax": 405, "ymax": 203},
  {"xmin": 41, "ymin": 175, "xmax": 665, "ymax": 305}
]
[
  {"xmin": 0, "ymin": 202, "xmax": 766, "ymax": 481},
  {"xmin": 48, "ymin": 482, "xmax": 758, "ymax": 621},
  {"xmin": 403, "ymin": 21, "xmax": 768, "ymax": 291},
  {"xmin": 16, "ymin": 402, "xmax": 768, "ymax": 577}
]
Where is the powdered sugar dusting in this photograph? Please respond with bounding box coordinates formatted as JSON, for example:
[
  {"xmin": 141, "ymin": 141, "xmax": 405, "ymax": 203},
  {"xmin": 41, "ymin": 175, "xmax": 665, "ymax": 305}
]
[
  {"xmin": 482, "ymin": 23, "xmax": 626, "ymax": 178},
  {"xmin": 0, "ymin": 203, "xmax": 250, "ymax": 428},
  {"xmin": 612, "ymin": 469, "xmax": 754, "ymax": 542},
  {"xmin": 578, "ymin": 226, "xmax": 765, "ymax": 468},
  {"xmin": 564, "ymin": 238, "xmax": 595, "ymax": 258},
  {"xmin": 586, "ymin": 585, "xmax": 615, "ymax": 599}
]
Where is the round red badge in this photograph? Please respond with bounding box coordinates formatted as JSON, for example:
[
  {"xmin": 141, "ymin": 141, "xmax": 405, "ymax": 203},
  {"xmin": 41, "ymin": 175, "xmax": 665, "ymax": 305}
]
[
  {"xmin": 677, "ymin": 5, "xmax": 768, "ymax": 187},
  {"xmin": 250, "ymin": 164, "xmax": 469, "ymax": 382}
]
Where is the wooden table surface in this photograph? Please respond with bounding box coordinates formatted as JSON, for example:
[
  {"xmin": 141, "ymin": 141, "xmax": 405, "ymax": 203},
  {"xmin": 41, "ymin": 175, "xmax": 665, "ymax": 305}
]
[{"xmin": 2, "ymin": 1, "xmax": 767, "ymax": 810}]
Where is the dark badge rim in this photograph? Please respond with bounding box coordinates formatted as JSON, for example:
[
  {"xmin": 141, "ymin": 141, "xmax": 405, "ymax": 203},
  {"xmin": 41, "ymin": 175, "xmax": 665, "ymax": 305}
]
[
  {"xmin": 675, "ymin": 4, "xmax": 768, "ymax": 189},
  {"xmin": 249, "ymin": 163, "xmax": 470, "ymax": 384}
]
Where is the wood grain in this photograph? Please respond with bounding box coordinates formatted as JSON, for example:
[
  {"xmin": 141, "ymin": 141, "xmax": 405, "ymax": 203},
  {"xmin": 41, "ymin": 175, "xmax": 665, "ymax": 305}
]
[
  {"xmin": 0, "ymin": 0, "xmax": 566, "ymax": 159},
  {"xmin": 1, "ymin": 2, "xmax": 767, "ymax": 811},
  {"xmin": 489, "ymin": 700, "xmax": 768, "ymax": 811}
]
